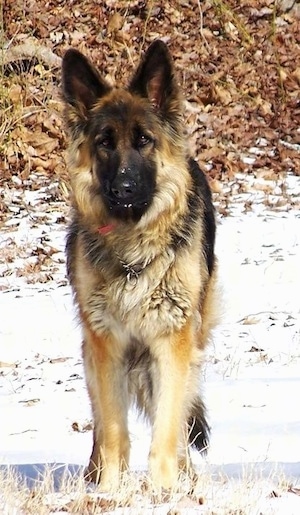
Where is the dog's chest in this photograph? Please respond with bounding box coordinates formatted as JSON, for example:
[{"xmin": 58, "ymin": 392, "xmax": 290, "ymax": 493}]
[{"xmin": 86, "ymin": 254, "xmax": 193, "ymax": 341}]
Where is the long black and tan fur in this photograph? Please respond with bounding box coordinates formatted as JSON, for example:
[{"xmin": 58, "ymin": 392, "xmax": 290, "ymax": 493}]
[{"xmin": 62, "ymin": 40, "xmax": 217, "ymax": 491}]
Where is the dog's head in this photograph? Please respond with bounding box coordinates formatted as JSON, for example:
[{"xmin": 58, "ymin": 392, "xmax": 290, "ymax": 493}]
[{"xmin": 62, "ymin": 41, "xmax": 185, "ymax": 225}]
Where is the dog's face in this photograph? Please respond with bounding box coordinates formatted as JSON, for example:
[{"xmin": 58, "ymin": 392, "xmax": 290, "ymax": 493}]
[
  {"xmin": 88, "ymin": 90, "xmax": 158, "ymax": 221},
  {"xmin": 62, "ymin": 41, "xmax": 183, "ymax": 223}
]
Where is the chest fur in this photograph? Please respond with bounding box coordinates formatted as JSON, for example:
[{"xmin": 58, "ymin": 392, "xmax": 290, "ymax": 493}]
[{"xmin": 75, "ymin": 244, "xmax": 202, "ymax": 343}]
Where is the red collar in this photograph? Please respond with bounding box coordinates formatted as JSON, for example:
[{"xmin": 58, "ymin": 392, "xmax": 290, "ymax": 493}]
[{"xmin": 97, "ymin": 223, "xmax": 116, "ymax": 235}]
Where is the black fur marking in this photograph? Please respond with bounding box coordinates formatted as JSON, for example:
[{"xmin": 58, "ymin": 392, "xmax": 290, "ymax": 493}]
[
  {"xmin": 188, "ymin": 159, "xmax": 216, "ymax": 276},
  {"xmin": 170, "ymin": 159, "xmax": 215, "ymax": 276},
  {"xmin": 65, "ymin": 217, "xmax": 78, "ymax": 286},
  {"xmin": 188, "ymin": 396, "xmax": 210, "ymax": 452}
]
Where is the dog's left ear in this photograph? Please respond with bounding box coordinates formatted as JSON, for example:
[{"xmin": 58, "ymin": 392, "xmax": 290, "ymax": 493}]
[{"xmin": 129, "ymin": 40, "xmax": 180, "ymax": 115}]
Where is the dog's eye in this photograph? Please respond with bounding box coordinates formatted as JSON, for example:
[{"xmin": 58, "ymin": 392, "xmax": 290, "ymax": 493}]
[
  {"xmin": 136, "ymin": 133, "xmax": 152, "ymax": 148},
  {"xmin": 95, "ymin": 133, "xmax": 114, "ymax": 150},
  {"xmin": 101, "ymin": 138, "xmax": 113, "ymax": 148}
]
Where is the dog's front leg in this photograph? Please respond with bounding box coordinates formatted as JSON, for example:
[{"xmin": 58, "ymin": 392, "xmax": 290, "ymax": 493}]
[
  {"xmin": 149, "ymin": 319, "xmax": 194, "ymax": 490},
  {"xmin": 82, "ymin": 325, "xmax": 130, "ymax": 491}
]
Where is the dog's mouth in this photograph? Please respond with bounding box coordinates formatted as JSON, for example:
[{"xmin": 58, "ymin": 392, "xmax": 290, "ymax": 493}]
[
  {"xmin": 106, "ymin": 196, "xmax": 149, "ymax": 210},
  {"xmin": 102, "ymin": 192, "xmax": 151, "ymax": 221}
]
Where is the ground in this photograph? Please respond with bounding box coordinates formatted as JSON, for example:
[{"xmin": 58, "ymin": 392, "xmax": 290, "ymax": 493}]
[{"xmin": 1, "ymin": 1, "xmax": 300, "ymax": 513}]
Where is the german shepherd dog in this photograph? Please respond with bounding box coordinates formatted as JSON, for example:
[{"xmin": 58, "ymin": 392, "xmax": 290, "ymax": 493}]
[{"xmin": 62, "ymin": 40, "xmax": 217, "ymax": 491}]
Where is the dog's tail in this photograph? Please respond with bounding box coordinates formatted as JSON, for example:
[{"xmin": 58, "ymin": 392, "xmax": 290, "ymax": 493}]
[{"xmin": 188, "ymin": 397, "xmax": 210, "ymax": 453}]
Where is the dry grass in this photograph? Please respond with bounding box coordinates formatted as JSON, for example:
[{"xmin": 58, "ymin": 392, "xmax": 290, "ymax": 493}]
[{"xmin": 0, "ymin": 463, "xmax": 296, "ymax": 514}]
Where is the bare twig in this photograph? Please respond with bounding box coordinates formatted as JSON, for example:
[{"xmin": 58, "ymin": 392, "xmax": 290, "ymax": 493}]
[{"xmin": 197, "ymin": 0, "xmax": 210, "ymax": 51}]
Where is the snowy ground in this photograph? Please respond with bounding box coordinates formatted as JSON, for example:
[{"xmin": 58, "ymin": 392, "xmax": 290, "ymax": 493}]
[{"xmin": 0, "ymin": 172, "xmax": 300, "ymax": 513}]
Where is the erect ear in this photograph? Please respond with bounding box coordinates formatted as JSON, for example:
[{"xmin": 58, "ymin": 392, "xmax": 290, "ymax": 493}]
[
  {"xmin": 62, "ymin": 49, "xmax": 111, "ymax": 113},
  {"xmin": 129, "ymin": 40, "xmax": 180, "ymax": 113}
]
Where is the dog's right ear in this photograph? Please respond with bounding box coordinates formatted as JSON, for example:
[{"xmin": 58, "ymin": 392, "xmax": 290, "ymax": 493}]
[{"xmin": 62, "ymin": 49, "xmax": 111, "ymax": 114}]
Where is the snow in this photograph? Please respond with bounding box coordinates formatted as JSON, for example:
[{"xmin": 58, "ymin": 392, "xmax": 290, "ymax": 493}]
[{"xmin": 0, "ymin": 173, "xmax": 300, "ymax": 512}]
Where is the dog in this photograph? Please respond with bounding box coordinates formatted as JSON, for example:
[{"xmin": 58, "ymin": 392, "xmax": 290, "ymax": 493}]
[{"xmin": 61, "ymin": 40, "xmax": 217, "ymax": 491}]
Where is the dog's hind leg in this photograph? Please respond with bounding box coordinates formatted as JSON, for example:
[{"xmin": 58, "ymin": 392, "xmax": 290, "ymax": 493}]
[{"xmin": 82, "ymin": 325, "xmax": 130, "ymax": 491}]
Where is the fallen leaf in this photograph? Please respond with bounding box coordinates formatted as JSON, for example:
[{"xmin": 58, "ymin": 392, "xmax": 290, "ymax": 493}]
[
  {"xmin": 107, "ymin": 12, "xmax": 123, "ymax": 34},
  {"xmin": 241, "ymin": 316, "xmax": 260, "ymax": 325},
  {"xmin": 19, "ymin": 399, "xmax": 40, "ymax": 406},
  {"xmin": 8, "ymin": 84, "xmax": 22, "ymax": 104},
  {"xmin": 49, "ymin": 357, "xmax": 71, "ymax": 364},
  {"xmin": 248, "ymin": 346, "xmax": 265, "ymax": 353},
  {"xmin": 0, "ymin": 361, "xmax": 17, "ymax": 368},
  {"xmin": 72, "ymin": 421, "xmax": 93, "ymax": 433}
]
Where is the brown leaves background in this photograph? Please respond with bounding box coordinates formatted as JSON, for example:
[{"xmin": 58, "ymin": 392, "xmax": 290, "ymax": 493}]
[{"xmin": 1, "ymin": 0, "xmax": 299, "ymax": 197}]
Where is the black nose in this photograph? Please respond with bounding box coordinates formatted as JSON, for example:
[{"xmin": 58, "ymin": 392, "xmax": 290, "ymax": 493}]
[{"xmin": 111, "ymin": 176, "xmax": 137, "ymax": 200}]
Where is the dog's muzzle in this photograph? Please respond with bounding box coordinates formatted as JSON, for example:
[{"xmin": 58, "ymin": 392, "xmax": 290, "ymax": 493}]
[
  {"xmin": 102, "ymin": 165, "xmax": 154, "ymax": 221},
  {"xmin": 111, "ymin": 175, "xmax": 137, "ymax": 204},
  {"xmin": 109, "ymin": 167, "xmax": 145, "ymax": 208}
]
